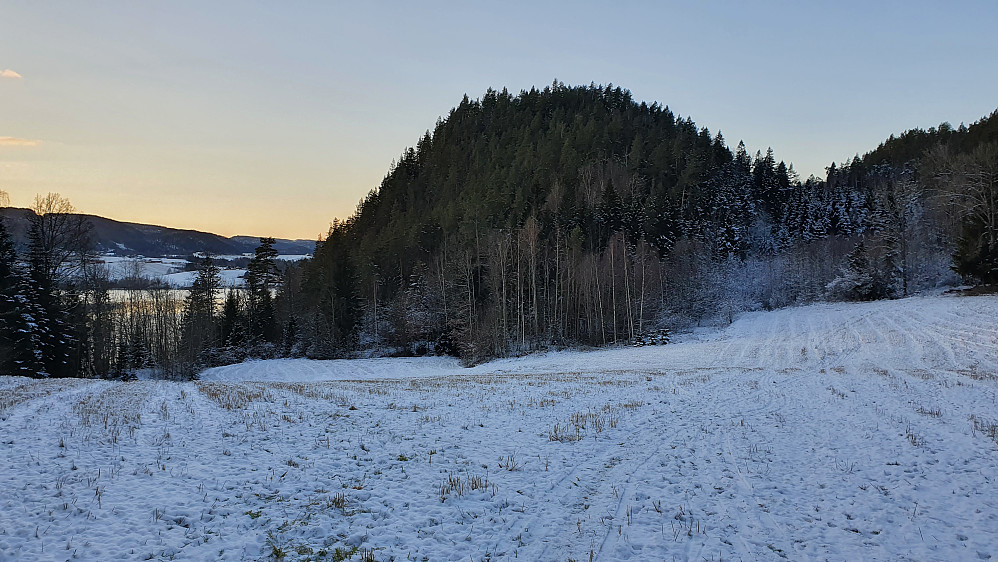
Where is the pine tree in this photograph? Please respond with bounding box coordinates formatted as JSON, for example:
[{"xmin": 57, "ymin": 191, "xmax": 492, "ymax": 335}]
[
  {"xmin": 219, "ymin": 288, "xmax": 247, "ymax": 347},
  {"xmin": 752, "ymin": 147, "xmax": 781, "ymax": 220},
  {"xmin": 826, "ymin": 241, "xmax": 892, "ymax": 301},
  {"xmin": 245, "ymin": 237, "xmax": 280, "ymax": 343},
  {"xmin": 179, "ymin": 256, "xmax": 221, "ymax": 377},
  {"xmin": 707, "ymin": 155, "xmax": 756, "ymax": 259},
  {"xmin": 302, "ymin": 221, "xmax": 360, "ymax": 357},
  {"xmin": 0, "ymin": 217, "xmax": 35, "ymax": 376},
  {"xmin": 24, "ymin": 219, "xmax": 76, "ymax": 377}
]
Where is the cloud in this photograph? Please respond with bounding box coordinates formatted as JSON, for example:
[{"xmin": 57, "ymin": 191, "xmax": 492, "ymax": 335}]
[
  {"xmin": 0, "ymin": 69, "xmax": 23, "ymax": 79},
  {"xmin": 0, "ymin": 137, "xmax": 40, "ymax": 147}
]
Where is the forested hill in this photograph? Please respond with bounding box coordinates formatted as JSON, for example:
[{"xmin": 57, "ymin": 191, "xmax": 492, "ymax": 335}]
[
  {"xmin": 4, "ymin": 83, "xmax": 997, "ymax": 378},
  {"xmin": 0, "ymin": 206, "xmax": 315, "ymax": 257},
  {"xmin": 289, "ymin": 83, "xmax": 996, "ymax": 364},
  {"xmin": 348, "ymin": 83, "xmax": 743, "ymax": 260},
  {"xmin": 858, "ymin": 109, "xmax": 998, "ymax": 169},
  {"xmin": 295, "ymin": 83, "xmax": 809, "ymax": 362}
]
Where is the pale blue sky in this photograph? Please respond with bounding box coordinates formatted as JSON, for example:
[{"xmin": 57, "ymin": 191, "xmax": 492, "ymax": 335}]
[{"xmin": 1, "ymin": 1, "xmax": 996, "ymax": 238}]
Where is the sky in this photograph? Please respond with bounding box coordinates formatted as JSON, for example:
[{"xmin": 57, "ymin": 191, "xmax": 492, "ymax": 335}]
[{"xmin": 1, "ymin": 1, "xmax": 997, "ymax": 240}]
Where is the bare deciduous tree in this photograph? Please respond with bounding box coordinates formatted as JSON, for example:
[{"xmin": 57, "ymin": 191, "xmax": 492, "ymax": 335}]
[
  {"xmin": 926, "ymin": 144, "xmax": 998, "ymax": 249},
  {"xmin": 29, "ymin": 193, "xmax": 94, "ymax": 282}
]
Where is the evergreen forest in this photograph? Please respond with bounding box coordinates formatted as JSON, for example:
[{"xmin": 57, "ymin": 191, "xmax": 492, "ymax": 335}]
[{"xmin": 2, "ymin": 82, "xmax": 997, "ymax": 376}]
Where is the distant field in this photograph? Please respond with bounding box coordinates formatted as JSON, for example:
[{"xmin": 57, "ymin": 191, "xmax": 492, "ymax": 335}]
[
  {"xmin": 97, "ymin": 254, "xmax": 309, "ymax": 288},
  {"xmin": 1, "ymin": 294, "xmax": 997, "ymax": 560}
]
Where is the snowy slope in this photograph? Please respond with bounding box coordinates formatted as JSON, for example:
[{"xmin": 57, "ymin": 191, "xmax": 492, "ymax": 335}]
[
  {"xmin": 200, "ymin": 356, "xmax": 466, "ymax": 382},
  {"xmin": 1, "ymin": 294, "xmax": 997, "ymax": 561},
  {"xmin": 202, "ymin": 294, "xmax": 998, "ymax": 381}
]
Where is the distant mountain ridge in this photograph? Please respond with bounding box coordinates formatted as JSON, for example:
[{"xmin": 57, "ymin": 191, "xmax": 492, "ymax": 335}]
[{"xmin": 0, "ymin": 207, "xmax": 315, "ymax": 257}]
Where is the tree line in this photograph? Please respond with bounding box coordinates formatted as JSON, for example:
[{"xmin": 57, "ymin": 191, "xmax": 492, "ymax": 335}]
[
  {"xmin": 2, "ymin": 83, "xmax": 996, "ymax": 376},
  {"xmin": 0, "ymin": 193, "xmax": 290, "ymax": 378},
  {"xmin": 282, "ymin": 84, "xmax": 996, "ymax": 365}
]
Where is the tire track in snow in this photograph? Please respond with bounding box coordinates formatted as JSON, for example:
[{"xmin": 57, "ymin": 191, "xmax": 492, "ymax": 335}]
[
  {"xmin": 904, "ymin": 305, "xmax": 998, "ymax": 371},
  {"xmin": 524, "ymin": 387, "xmax": 677, "ymax": 560},
  {"xmin": 710, "ymin": 371, "xmax": 807, "ymax": 561},
  {"xmin": 594, "ymin": 408, "xmax": 667, "ymax": 560},
  {"xmin": 886, "ymin": 307, "xmax": 959, "ymax": 369}
]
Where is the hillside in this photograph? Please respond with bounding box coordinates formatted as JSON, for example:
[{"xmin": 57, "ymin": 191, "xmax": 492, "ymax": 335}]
[
  {"xmin": 0, "ymin": 207, "xmax": 315, "ymax": 257},
  {"xmin": 859, "ymin": 109, "xmax": 998, "ymax": 169},
  {"xmin": 290, "ymin": 84, "xmax": 994, "ymax": 364},
  {"xmin": 4, "ymin": 83, "xmax": 996, "ymax": 379},
  {"xmin": 296, "ymin": 83, "xmax": 798, "ymax": 361},
  {"xmin": 824, "ymin": 107, "xmax": 998, "ymax": 284}
]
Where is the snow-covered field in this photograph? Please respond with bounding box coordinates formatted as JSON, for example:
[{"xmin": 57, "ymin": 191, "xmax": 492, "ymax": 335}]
[
  {"xmin": 98, "ymin": 256, "xmax": 245, "ymax": 288},
  {"xmin": 159, "ymin": 268, "xmax": 247, "ymax": 288},
  {"xmin": 100, "ymin": 256, "xmax": 190, "ymax": 281},
  {"xmin": 2, "ymin": 294, "xmax": 997, "ymax": 560},
  {"xmin": 98, "ymin": 254, "xmax": 309, "ymax": 288}
]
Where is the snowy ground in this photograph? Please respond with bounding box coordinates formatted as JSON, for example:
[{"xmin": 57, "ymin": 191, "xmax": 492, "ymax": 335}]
[
  {"xmin": 98, "ymin": 255, "xmax": 309, "ymax": 288},
  {"xmin": 159, "ymin": 268, "xmax": 247, "ymax": 288},
  {"xmin": 2, "ymin": 294, "xmax": 997, "ymax": 561}
]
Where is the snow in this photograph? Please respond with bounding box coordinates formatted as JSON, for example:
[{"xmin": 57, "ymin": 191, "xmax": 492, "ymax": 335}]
[
  {"xmin": 96, "ymin": 255, "xmax": 305, "ymax": 287},
  {"xmin": 98, "ymin": 256, "xmax": 189, "ymax": 281},
  {"xmin": 208, "ymin": 254, "xmax": 310, "ymax": 262},
  {"xmin": 2, "ymin": 294, "xmax": 998, "ymax": 560},
  {"xmin": 160, "ymin": 268, "xmax": 247, "ymax": 288},
  {"xmin": 208, "ymin": 254, "xmax": 255, "ymax": 261},
  {"xmin": 200, "ymin": 356, "xmax": 465, "ymax": 382}
]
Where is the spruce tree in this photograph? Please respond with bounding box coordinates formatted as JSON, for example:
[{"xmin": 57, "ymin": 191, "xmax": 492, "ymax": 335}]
[
  {"xmin": 0, "ymin": 217, "xmax": 34, "ymax": 376},
  {"xmin": 219, "ymin": 288, "xmax": 247, "ymax": 347},
  {"xmin": 179, "ymin": 255, "xmax": 221, "ymax": 377},
  {"xmin": 24, "ymin": 219, "xmax": 75, "ymax": 377},
  {"xmin": 245, "ymin": 237, "xmax": 280, "ymax": 343}
]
